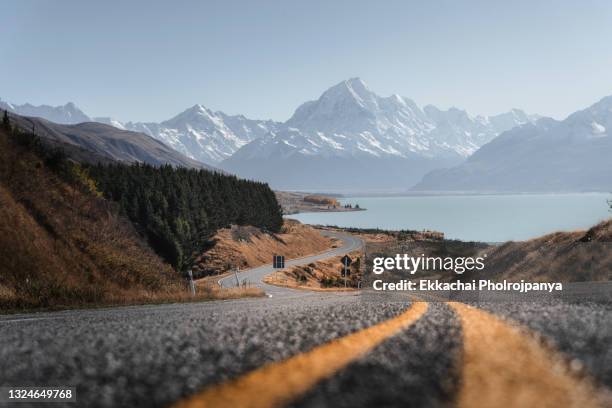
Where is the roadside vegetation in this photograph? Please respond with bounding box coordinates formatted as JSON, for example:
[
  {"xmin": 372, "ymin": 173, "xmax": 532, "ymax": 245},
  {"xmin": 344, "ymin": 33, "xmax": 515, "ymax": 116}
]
[
  {"xmin": 470, "ymin": 219, "xmax": 612, "ymax": 282},
  {"xmin": 264, "ymin": 251, "xmax": 364, "ymax": 290},
  {"xmin": 194, "ymin": 219, "xmax": 332, "ymax": 279},
  {"xmin": 0, "ymin": 112, "xmax": 268, "ymax": 311},
  {"xmin": 352, "ymin": 221, "xmax": 611, "ymax": 284},
  {"xmin": 88, "ymin": 161, "xmax": 283, "ymax": 271}
]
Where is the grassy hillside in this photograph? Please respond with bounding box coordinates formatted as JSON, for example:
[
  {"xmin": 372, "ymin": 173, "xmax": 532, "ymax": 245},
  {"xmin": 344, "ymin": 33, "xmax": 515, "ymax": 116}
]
[
  {"xmin": 0, "ymin": 125, "xmax": 193, "ymax": 310},
  {"xmin": 193, "ymin": 219, "xmax": 333, "ymax": 278},
  {"xmin": 476, "ymin": 219, "xmax": 612, "ymax": 282}
]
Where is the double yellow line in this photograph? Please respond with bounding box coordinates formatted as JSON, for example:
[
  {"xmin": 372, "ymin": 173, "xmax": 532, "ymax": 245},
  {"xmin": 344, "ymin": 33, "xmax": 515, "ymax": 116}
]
[{"xmin": 172, "ymin": 301, "xmax": 608, "ymax": 408}]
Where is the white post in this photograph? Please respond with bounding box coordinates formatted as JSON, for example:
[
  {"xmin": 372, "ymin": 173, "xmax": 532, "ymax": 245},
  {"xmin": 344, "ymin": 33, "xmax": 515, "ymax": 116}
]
[
  {"xmin": 188, "ymin": 270, "xmax": 196, "ymax": 296},
  {"xmin": 234, "ymin": 267, "xmax": 240, "ymax": 287}
]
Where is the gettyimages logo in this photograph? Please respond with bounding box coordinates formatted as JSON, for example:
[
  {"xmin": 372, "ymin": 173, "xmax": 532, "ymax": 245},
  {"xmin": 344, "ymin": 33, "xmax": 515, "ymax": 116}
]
[{"xmin": 372, "ymin": 254, "xmax": 487, "ymax": 275}]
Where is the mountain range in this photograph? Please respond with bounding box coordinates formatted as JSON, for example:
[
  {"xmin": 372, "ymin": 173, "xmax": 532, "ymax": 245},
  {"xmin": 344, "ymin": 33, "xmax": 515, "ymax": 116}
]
[
  {"xmin": 102, "ymin": 106, "xmax": 279, "ymax": 165},
  {"xmin": 6, "ymin": 80, "xmax": 610, "ymax": 193},
  {"xmin": 0, "ymin": 79, "xmax": 539, "ymax": 191},
  {"xmin": 1, "ymin": 98, "xmax": 278, "ymax": 166},
  {"xmin": 0, "ymin": 100, "xmax": 90, "ymax": 124},
  {"xmin": 413, "ymin": 96, "xmax": 612, "ymax": 192},
  {"xmin": 221, "ymin": 78, "xmax": 539, "ymax": 190}
]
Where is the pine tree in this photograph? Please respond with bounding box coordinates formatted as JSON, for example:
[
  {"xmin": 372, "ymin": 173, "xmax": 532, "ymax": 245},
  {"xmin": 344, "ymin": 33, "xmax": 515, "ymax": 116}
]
[
  {"xmin": 86, "ymin": 162, "xmax": 283, "ymax": 271},
  {"xmin": 2, "ymin": 110, "xmax": 9, "ymax": 130}
]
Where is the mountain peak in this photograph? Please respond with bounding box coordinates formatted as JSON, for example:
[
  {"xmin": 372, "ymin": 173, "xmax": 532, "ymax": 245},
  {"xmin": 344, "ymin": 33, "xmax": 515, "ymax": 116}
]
[
  {"xmin": 0, "ymin": 99, "xmax": 91, "ymax": 124},
  {"xmin": 345, "ymin": 77, "xmax": 371, "ymax": 95},
  {"xmin": 188, "ymin": 103, "xmax": 208, "ymax": 113},
  {"xmin": 344, "ymin": 77, "xmax": 369, "ymax": 92}
]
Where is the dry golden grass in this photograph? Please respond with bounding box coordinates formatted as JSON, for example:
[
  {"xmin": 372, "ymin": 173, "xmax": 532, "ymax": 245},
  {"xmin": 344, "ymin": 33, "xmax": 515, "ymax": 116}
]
[
  {"xmin": 194, "ymin": 283, "xmax": 265, "ymax": 300},
  {"xmin": 0, "ymin": 129, "xmax": 266, "ymax": 312},
  {"xmin": 479, "ymin": 219, "xmax": 612, "ymax": 282},
  {"xmin": 194, "ymin": 219, "xmax": 333, "ymax": 277}
]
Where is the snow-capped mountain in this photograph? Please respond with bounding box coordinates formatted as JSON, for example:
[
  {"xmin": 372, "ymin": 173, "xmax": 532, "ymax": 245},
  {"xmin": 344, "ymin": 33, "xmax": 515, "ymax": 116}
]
[
  {"xmin": 221, "ymin": 78, "xmax": 539, "ymax": 191},
  {"xmin": 413, "ymin": 95, "xmax": 612, "ymax": 192},
  {"xmin": 228, "ymin": 78, "xmax": 537, "ymax": 161},
  {"xmin": 1, "ymin": 79, "xmax": 539, "ymax": 189},
  {"xmin": 0, "ymin": 98, "xmax": 279, "ymax": 166},
  {"xmin": 0, "ymin": 99, "xmax": 91, "ymax": 124},
  {"xmin": 110, "ymin": 105, "xmax": 280, "ymax": 165},
  {"xmin": 93, "ymin": 116, "xmax": 127, "ymax": 130}
]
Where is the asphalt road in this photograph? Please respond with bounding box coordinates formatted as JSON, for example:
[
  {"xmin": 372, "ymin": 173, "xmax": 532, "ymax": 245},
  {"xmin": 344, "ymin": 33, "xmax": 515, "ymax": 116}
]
[
  {"xmin": 218, "ymin": 229, "xmax": 364, "ymax": 297},
  {"xmin": 0, "ymin": 230, "xmax": 611, "ymax": 408}
]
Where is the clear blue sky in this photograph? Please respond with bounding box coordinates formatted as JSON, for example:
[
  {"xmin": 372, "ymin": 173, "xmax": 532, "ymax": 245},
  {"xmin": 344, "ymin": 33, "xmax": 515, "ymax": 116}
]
[{"xmin": 2, "ymin": 0, "xmax": 612, "ymax": 122}]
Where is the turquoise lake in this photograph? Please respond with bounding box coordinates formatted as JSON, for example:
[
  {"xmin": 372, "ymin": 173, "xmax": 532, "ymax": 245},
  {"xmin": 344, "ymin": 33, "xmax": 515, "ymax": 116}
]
[{"xmin": 289, "ymin": 193, "xmax": 612, "ymax": 242}]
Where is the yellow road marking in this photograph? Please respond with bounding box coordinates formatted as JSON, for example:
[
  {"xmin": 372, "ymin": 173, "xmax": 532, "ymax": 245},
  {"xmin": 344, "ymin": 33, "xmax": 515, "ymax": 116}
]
[
  {"xmin": 450, "ymin": 302, "xmax": 607, "ymax": 408},
  {"xmin": 171, "ymin": 302, "xmax": 428, "ymax": 408}
]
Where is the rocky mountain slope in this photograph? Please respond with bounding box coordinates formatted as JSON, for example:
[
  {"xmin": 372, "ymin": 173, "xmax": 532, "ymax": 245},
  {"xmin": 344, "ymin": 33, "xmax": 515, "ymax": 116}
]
[
  {"xmin": 8, "ymin": 112, "xmax": 208, "ymax": 169},
  {"xmin": 119, "ymin": 105, "xmax": 279, "ymax": 165},
  {"xmin": 413, "ymin": 95, "xmax": 612, "ymax": 192}
]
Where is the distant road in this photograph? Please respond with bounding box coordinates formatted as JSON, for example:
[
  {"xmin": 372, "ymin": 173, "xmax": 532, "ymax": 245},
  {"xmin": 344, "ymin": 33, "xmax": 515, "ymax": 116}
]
[{"xmin": 218, "ymin": 229, "xmax": 363, "ymax": 297}]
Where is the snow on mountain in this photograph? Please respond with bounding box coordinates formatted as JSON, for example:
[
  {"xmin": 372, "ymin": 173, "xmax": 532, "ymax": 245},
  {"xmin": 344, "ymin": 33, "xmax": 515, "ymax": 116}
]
[
  {"xmin": 112, "ymin": 105, "xmax": 280, "ymax": 165},
  {"xmin": 221, "ymin": 78, "xmax": 539, "ymax": 190},
  {"xmin": 227, "ymin": 78, "xmax": 537, "ymax": 163},
  {"xmin": 413, "ymin": 95, "xmax": 612, "ymax": 192},
  {"xmin": 93, "ymin": 116, "xmax": 127, "ymax": 130},
  {"xmin": 1, "ymin": 79, "xmax": 539, "ymax": 184},
  {"xmin": 0, "ymin": 97, "xmax": 279, "ymax": 166},
  {"xmin": 0, "ymin": 99, "xmax": 91, "ymax": 124}
]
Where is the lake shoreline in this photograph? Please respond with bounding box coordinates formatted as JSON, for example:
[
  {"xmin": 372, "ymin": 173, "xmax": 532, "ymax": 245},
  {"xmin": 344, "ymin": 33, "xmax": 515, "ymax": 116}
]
[{"xmin": 290, "ymin": 193, "xmax": 611, "ymax": 243}]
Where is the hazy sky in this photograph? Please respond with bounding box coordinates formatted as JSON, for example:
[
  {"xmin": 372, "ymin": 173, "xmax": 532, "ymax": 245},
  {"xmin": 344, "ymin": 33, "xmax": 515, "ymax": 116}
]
[{"xmin": 2, "ymin": 0, "xmax": 612, "ymax": 122}]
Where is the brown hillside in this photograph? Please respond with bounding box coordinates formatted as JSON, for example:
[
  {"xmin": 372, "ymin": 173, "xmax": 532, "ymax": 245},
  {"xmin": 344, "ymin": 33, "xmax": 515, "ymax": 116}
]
[
  {"xmin": 0, "ymin": 128, "xmax": 187, "ymax": 310},
  {"xmin": 264, "ymin": 251, "xmax": 363, "ymax": 290},
  {"xmin": 193, "ymin": 219, "xmax": 334, "ymax": 277},
  {"xmin": 478, "ymin": 219, "xmax": 612, "ymax": 282}
]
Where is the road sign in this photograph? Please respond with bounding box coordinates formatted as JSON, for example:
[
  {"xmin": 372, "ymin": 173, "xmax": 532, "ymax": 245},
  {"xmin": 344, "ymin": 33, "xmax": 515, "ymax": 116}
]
[
  {"xmin": 340, "ymin": 255, "xmax": 352, "ymax": 288},
  {"xmin": 341, "ymin": 255, "xmax": 352, "ymax": 267},
  {"xmin": 273, "ymin": 255, "xmax": 285, "ymax": 269}
]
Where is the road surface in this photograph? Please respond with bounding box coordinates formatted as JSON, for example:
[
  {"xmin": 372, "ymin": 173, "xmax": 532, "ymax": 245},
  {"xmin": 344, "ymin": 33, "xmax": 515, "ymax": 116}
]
[
  {"xmin": 0, "ymin": 230, "xmax": 611, "ymax": 407},
  {"xmin": 218, "ymin": 229, "xmax": 363, "ymax": 297}
]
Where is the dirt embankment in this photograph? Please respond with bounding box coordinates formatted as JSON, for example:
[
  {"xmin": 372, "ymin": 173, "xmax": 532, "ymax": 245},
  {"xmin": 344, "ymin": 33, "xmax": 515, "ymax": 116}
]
[
  {"xmin": 264, "ymin": 250, "xmax": 363, "ymax": 290},
  {"xmin": 473, "ymin": 219, "xmax": 612, "ymax": 282},
  {"xmin": 193, "ymin": 219, "xmax": 335, "ymax": 278}
]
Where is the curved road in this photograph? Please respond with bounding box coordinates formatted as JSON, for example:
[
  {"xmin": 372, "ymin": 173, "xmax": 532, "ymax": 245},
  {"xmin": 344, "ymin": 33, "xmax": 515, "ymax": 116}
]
[
  {"xmin": 1, "ymin": 230, "xmax": 611, "ymax": 407},
  {"xmin": 218, "ymin": 230, "xmax": 363, "ymax": 297}
]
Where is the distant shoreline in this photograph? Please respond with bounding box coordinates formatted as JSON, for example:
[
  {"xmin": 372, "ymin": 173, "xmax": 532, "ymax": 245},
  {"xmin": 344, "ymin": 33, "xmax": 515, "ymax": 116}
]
[
  {"xmin": 276, "ymin": 191, "xmax": 366, "ymax": 215},
  {"xmin": 283, "ymin": 207, "xmax": 366, "ymax": 216},
  {"xmin": 339, "ymin": 191, "xmax": 611, "ymax": 198}
]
